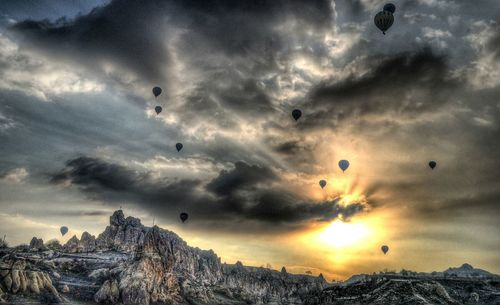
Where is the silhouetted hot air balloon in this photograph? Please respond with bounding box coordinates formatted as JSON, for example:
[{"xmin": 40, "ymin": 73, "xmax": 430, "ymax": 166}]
[
  {"xmin": 319, "ymin": 180, "xmax": 327, "ymax": 189},
  {"xmin": 152, "ymin": 86, "xmax": 162, "ymax": 98},
  {"xmin": 180, "ymin": 212, "xmax": 188, "ymax": 223},
  {"xmin": 429, "ymin": 161, "xmax": 437, "ymax": 170},
  {"xmin": 176, "ymin": 143, "xmax": 183, "ymax": 152},
  {"xmin": 381, "ymin": 245, "xmax": 389, "ymax": 254},
  {"xmin": 338, "ymin": 160, "xmax": 350, "ymax": 172},
  {"xmin": 383, "ymin": 3, "xmax": 396, "ymax": 14},
  {"xmin": 155, "ymin": 106, "xmax": 162, "ymax": 115},
  {"xmin": 374, "ymin": 10, "xmax": 394, "ymax": 34},
  {"xmin": 60, "ymin": 226, "xmax": 68, "ymax": 236},
  {"xmin": 292, "ymin": 109, "xmax": 302, "ymax": 121}
]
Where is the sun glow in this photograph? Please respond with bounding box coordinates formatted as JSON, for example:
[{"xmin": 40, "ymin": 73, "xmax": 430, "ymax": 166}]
[{"xmin": 318, "ymin": 220, "xmax": 371, "ymax": 248}]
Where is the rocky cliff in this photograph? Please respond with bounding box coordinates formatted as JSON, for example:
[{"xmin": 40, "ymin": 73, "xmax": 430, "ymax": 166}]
[
  {"xmin": 89, "ymin": 211, "xmax": 323, "ymax": 305},
  {"xmin": 95, "ymin": 210, "xmax": 146, "ymax": 252}
]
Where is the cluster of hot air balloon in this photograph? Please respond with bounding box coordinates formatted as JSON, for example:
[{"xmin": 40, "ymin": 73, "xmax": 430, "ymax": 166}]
[
  {"xmin": 151, "ymin": 86, "xmax": 189, "ymax": 223},
  {"xmin": 53, "ymin": 2, "xmax": 436, "ymax": 264},
  {"xmin": 289, "ymin": 3, "xmax": 442, "ymax": 257},
  {"xmin": 374, "ymin": 3, "xmax": 396, "ymax": 35},
  {"xmin": 292, "ymin": 105, "xmax": 436, "ymax": 257}
]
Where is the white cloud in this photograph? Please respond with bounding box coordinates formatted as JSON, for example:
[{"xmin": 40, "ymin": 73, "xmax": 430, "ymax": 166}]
[
  {"xmin": 0, "ymin": 111, "xmax": 17, "ymax": 133},
  {"xmin": 1, "ymin": 167, "xmax": 29, "ymax": 183},
  {"xmin": 463, "ymin": 21, "xmax": 500, "ymax": 89},
  {"xmin": 418, "ymin": 0, "xmax": 458, "ymax": 10},
  {"xmin": 0, "ymin": 34, "xmax": 104, "ymax": 101}
]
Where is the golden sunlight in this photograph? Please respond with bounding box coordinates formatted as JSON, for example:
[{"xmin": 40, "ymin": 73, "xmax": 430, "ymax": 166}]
[{"xmin": 318, "ymin": 220, "xmax": 371, "ymax": 248}]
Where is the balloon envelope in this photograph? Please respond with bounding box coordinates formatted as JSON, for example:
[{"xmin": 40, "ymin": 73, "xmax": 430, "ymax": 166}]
[
  {"xmin": 383, "ymin": 3, "xmax": 396, "ymax": 13},
  {"xmin": 180, "ymin": 212, "xmax": 188, "ymax": 223},
  {"xmin": 152, "ymin": 86, "xmax": 162, "ymax": 98},
  {"xmin": 338, "ymin": 160, "xmax": 350, "ymax": 172},
  {"xmin": 374, "ymin": 11, "xmax": 394, "ymax": 34},
  {"xmin": 319, "ymin": 180, "xmax": 327, "ymax": 189},
  {"xmin": 60, "ymin": 226, "xmax": 68, "ymax": 236},
  {"xmin": 381, "ymin": 245, "xmax": 389, "ymax": 254},
  {"xmin": 176, "ymin": 143, "xmax": 183, "ymax": 152},
  {"xmin": 155, "ymin": 106, "xmax": 162, "ymax": 115},
  {"xmin": 292, "ymin": 109, "xmax": 302, "ymax": 121},
  {"xmin": 429, "ymin": 161, "xmax": 437, "ymax": 169}
]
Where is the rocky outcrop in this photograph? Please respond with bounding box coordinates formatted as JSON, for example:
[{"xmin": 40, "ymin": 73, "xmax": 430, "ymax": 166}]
[
  {"xmin": 95, "ymin": 210, "xmax": 147, "ymax": 252},
  {"xmin": 94, "ymin": 279, "xmax": 120, "ymax": 304},
  {"xmin": 0, "ymin": 255, "xmax": 62, "ymax": 302},
  {"xmin": 29, "ymin": 237, "xmax": 46, "ymax": 251},
  {"xmin": 45, "ymin": 239, "xmax": 62, "ymax": 251},
  {"xmin": 223, "ymin": 264, "xmax": 326, "ymax": 304},
  {"xmin": 80, "ymin": 232, "xmax": 97, "ymax": 252},
  {"xmin": 95, "ymin": 225, "xmax": 223, "ymax": 305},
  {"xmin": 64, "ymin": 235, "xmax": 80, "ymax": 253},
  {"xmin": 64, "ymin": 232, "xmax": 97, "ymax": 253}
]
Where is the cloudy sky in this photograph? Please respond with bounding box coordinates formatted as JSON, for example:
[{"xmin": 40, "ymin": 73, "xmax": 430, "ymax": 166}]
[{"xmin": 0, "ymin": 0, "xmax": 499, "ymax": 280}]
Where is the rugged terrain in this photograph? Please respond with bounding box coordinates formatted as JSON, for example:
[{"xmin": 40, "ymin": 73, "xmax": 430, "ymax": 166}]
[{"xmin": 1, "ymin": 210, "xmax": 499, "ymax": 305}]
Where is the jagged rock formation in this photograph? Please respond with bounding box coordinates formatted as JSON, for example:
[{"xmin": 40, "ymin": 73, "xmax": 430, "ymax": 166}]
[
  {"xmin": 63, "ymin": 232, "xmax": 97, "ymax": 253},
  {"xmin": 29, "ymin": 237, "xmax": 46, "ymax": 252},
  {"xmin": 80, "ymin": 232, "xmax": 97, "ymax": 252},
  {"xmin": 223, "ymin": 264, "xmax": 326, "ymax": 304},
  {"xmin": 95, "ymin": 210, "xmax": 146, "ymax": 252},
  {"xmin": 1, "ymin": 210, "xmax": 499, "ymax": 305},
  {"xmin": 0, "ymin": 255, "xmax": 62, "ymax": 303},
  {"xmin": 64, "ymin": 235, "xmax": 80, "ymax": 253},
  {"xmin": 304, "ymin": 276, "xmax": 500, "ymax": 305},
  {"xmin": 45, "ymin": 239, "xmax": 62, "ymax": 251},
  {"xmin": 88, "ymin": 211, "xmax": 324, "ymax": 305}
]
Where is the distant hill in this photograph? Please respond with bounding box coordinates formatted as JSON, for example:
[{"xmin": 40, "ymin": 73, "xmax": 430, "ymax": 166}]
[{"xmin": 443, "ymin": 263, "xmax": 497, "ymax": 278}]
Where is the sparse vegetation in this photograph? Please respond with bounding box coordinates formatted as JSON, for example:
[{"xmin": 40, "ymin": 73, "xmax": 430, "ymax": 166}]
[{"xmin": 0, "ymin": 234, "xmax": 7, "ymax": 248}]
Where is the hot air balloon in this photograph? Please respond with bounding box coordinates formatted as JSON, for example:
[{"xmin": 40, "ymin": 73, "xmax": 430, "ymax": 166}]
[
  {"xmin": 383, "ymin": 3, "xmax": 396, "ymax": 14},
  {"xmin": 152, "ymin": 86, "xmax": 162, "ymax": 98},
  {"xmin": 60, "ymin": 226, "xmax": 68, "ymax": 236},
  {"xmin": 381, "ymin": 245, "xmax": 389, "ymax": 254},
  {"xmin": 429, "ymin": 161, "xmax": 437, "ymax": 170},
  {"xmin": 180, "ymin": 212, "xmax": 188, "ymax": 223},
  {"xmin": 338, "ymin": 160, "xmax": 350, "ymax": 172},
  {"xmin": 292, "ymin": 109, "xmax": 302, "ymax": 121},
  {"xmin": 176, "ymin": 143, "xmax": 183, "ymax": 152},
  {"xmin": 155, "ymin": 106, "xmax": 162, "ymax": 115},
  {"xmin": 374, "ymin": 10, "xmax": 394, "ymax": 34},
  {"xmin": 319, "ymin": 180, "xmax": 327, "ymax": 189}
]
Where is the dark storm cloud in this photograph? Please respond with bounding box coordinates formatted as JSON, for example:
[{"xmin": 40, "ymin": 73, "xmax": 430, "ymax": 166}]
[
  {"xmin": 206, "ymin": 161, "xmax": 276, "ymax": 196},
  {"xmin": 274, "ymin": 141, "xmax": 303, "ymax": 155},
  {"xmin": 10, "ymin": 0, "xmax": 334, "ymax": 84},
  {"xmin": 10, "ymin": 2, "xmax": 170, "ymax": 83},
  {"xmin": 50, "ymin": 156, "xmax": 365, "ymax": 230},
  {"xmin": 0, "ymin": 0, "xmax": 108, "ymax": 23},
  {"xmin": 51, "ymin": 157, "xmax": 147, "ymax": 191},
  {"xmin": 302, "ymin": 49, "xmax": 459, "ymax": 128}
]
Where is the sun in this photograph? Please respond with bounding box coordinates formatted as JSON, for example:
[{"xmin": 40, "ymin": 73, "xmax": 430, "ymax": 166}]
[{"xmin": 317, "ymin": 219, "xmax": 371, "ymax": 249}]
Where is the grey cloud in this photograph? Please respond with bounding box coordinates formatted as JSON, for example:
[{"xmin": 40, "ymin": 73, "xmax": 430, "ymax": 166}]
[
  {"xmin": 300, "ymin": 49, "xmax": 459, "ymax": 129},
  {"xmin": 206, "ymin": 161, "xmax": 277, "ymax": 196},
  {"xmin": 9, "ymin": 0, "xmax": 334, "ymax": 84},
  {"xmin": 50, "ymin": 156, "xmax": 366, "ymax": 230}
]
